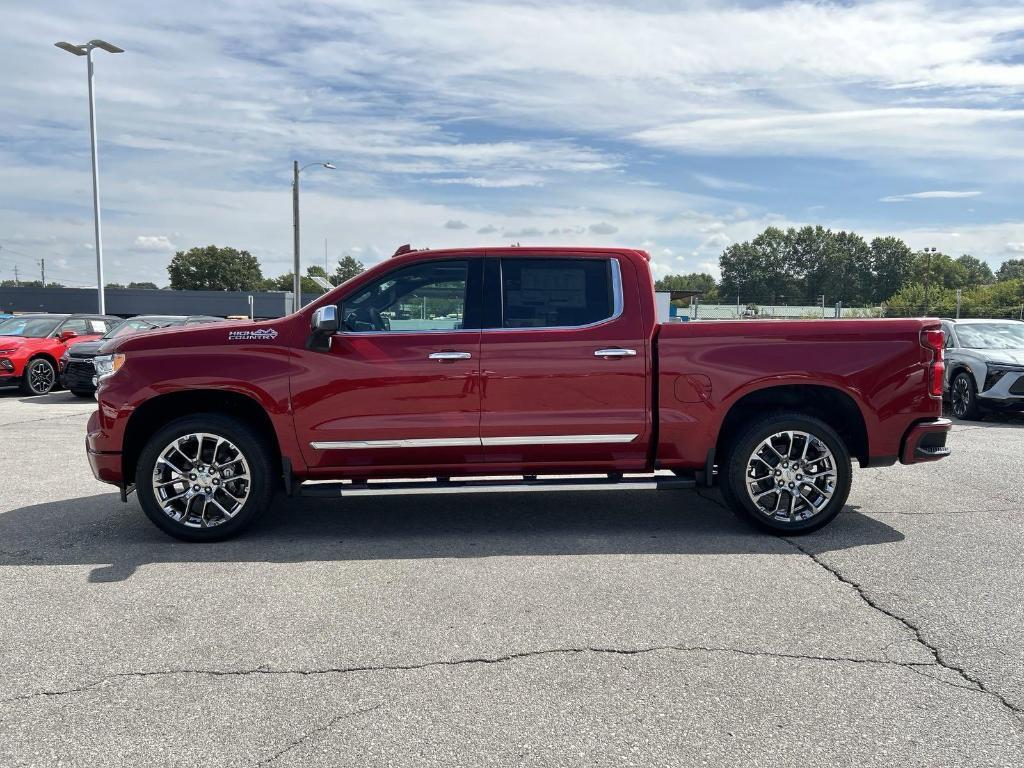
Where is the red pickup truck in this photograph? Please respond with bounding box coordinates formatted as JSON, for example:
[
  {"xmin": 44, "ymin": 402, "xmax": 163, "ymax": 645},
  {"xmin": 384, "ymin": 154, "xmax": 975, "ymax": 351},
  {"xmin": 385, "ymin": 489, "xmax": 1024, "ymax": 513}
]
[{"xmin": 86, "ymin": 247, "xmax": 951, "ymax": 541}]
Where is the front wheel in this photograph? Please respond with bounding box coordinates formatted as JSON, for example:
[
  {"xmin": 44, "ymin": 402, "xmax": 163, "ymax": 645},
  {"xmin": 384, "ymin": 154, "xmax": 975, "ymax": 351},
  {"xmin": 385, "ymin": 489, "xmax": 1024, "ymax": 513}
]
[
  {"xmin": 949, "ymin": 371, "xmax": 982, "ymax": 420},
  {"xmin": 20, "ymin": 357, "xmax": 57, "ymax": 396},
  {"xmin": 135, "ymin": 414, "xmax": 276, "ymax": 542},
  {"xmin": 720, "ymin": 412, "xmax": 852, "ymax": 535}
]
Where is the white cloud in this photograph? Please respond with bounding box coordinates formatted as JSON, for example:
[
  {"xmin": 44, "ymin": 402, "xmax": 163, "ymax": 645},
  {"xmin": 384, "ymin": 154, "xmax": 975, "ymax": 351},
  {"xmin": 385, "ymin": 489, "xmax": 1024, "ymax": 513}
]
[
  {"xmin": 432, "ymin": 175, "xmax": 545, "ymax": 188},
  {"xmin": 692, "ymin": 173, "xmax": 760, "ymax": 192},
  {"xmin": 477, "ymin": 225, "xmax": 498, "ymax": 235},
  {"xmin": 589, "ymin": 222, "xmax": 619, "ymax": 235},
  {"xmin": 133, "ymin": 235, "xmax": 176, "ymax": 251},
  {"xmin": 444, "ymin": 220, "xmax": 469, "ymax": 230},
  {"xmin": 880, "ymin": 191, "xmax": 983, "ymax": 203}
]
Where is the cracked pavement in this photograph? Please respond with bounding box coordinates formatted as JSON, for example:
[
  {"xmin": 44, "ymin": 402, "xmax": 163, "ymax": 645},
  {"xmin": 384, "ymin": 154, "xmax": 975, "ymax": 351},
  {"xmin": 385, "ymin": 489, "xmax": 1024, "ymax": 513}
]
[{"xmin": 1, "ymin": 391, "xmax": 1023, "ymax": 766}]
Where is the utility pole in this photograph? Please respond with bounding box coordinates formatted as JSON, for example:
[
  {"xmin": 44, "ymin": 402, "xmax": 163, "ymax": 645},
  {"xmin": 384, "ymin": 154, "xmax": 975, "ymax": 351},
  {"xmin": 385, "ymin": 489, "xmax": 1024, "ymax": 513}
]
[
  {"xmin": 39, "ymin": 258, "xmax": 45, "ymax": 288},
  {"xmin": 819, "ymin": 294, "xmax": 826, "ymax": 318},
  {"xmin": 13, "ymin": 265, "xmax": 20, "ymax": 287},
  {"xmin": 955, "ymin": 288, "xmax": 962, "ymax": 319}
]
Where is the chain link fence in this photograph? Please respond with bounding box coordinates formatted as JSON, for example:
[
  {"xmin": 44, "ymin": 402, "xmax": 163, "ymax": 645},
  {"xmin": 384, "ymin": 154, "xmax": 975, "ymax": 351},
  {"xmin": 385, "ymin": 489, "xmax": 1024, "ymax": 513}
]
[{"xmin": 669, "ymin": 299, "xmax": 1024, "ymax": 321}]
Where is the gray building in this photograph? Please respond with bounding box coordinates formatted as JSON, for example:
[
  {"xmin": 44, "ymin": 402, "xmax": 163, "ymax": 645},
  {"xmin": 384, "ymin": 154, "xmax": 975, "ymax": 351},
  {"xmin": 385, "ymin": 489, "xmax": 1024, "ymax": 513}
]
[{"xmin": 0, "ymin": 287, "xmax": 322, "ymax": 319}]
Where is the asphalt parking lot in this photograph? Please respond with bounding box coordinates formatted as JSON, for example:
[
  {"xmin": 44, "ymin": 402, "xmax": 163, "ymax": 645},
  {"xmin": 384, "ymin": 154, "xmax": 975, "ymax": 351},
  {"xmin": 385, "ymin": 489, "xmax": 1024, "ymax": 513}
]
[{"xmin": 1, "ymin": 392, "xmax": 1022, "ymax": 767}]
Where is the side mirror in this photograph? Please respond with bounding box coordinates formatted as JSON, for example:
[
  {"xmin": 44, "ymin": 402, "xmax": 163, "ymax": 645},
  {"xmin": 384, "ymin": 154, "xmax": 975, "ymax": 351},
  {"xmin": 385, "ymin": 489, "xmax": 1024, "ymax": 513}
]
[
  {"xmin": 59, "ymin": 329, "xmax": 78, "ymax": 342},
  {"xmin": 310, "ymin": 305, "xmax": 338, "ymax": 334}
]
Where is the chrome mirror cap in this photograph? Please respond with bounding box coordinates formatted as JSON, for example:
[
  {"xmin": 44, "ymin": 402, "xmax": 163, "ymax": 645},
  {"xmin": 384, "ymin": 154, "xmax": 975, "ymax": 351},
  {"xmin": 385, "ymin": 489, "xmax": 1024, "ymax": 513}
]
[{"xmin": 310, "ymin": 305, "xmax": 338, "ymax": 333}]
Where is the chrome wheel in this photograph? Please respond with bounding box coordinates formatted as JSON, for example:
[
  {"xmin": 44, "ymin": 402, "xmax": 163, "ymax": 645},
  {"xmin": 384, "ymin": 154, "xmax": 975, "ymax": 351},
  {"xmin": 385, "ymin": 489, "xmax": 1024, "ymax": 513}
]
[
  {"xmin": 951, "ymin": 375, "xmax": 971, "ymax": 418},
  {"xmin": 151, "ymin": 433, "xmax": 251, "ymax": 528},
  {"xmin": 27, "ymin": 359, "xmax": 55, "ymax": 394},
  {"xmin": 745, "ymin": 430, "xmax": 837, "ymax": 523}
]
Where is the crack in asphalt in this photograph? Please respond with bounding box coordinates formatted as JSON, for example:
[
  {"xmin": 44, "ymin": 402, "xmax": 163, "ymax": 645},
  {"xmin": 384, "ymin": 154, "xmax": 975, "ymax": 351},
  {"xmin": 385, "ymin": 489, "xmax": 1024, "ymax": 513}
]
[
  {"xmin": 253, "ymin": 703, "xmax": 383, "ymax": 767},
  {"xmin": 694, "ymin": 487, "xmax": 1024, "ymax": 726},
  {"xmin": 0, "ymin": 642, "xmax": 986, "ymax": 708},
  {"xmin": 781, "ymin": 537, "xmax": 1024, "ymax": 726},
  {"xmin": 0, "ymin": 411, "xmax": 92, "ymax": 428}
]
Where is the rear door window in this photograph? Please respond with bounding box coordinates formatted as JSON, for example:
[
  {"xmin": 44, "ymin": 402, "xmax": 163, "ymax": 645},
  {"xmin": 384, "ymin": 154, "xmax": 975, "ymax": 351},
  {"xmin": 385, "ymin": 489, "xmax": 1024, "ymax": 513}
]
[{"xmin": 500, "ymin": 258, "xmax": 615, "ymax": 329}]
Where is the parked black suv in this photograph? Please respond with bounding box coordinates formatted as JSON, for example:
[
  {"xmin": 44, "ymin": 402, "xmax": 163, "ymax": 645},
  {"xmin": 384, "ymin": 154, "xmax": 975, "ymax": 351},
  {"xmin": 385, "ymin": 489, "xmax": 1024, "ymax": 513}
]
[{"xmin": 60, "ymin": 315, "xmax": 222, "ymax": 397}]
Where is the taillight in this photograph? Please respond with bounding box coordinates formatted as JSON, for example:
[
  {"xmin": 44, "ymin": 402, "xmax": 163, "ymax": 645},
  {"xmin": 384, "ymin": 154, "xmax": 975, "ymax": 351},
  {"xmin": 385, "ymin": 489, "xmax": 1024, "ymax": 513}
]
[{"xmin": 921, "ymin": 329, "xmax": 944, "ymax": 397}]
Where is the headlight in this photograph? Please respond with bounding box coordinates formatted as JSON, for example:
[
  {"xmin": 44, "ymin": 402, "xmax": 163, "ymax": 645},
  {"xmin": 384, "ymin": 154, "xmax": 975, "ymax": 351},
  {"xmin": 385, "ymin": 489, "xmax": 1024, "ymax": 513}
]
[
  {"xmin": 61, "ymin": 349, "xmax": 71, "ymax": 363},
  {"xmin": 94, "ymin": 353, "xmax": 126, "ymax": 382}
]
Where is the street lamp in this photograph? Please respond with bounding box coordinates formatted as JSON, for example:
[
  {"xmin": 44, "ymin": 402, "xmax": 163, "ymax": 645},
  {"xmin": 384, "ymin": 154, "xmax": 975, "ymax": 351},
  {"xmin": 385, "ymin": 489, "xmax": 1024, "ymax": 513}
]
[
  {"xmin": 923, "ymin": 246, "xmax": 938, "ymax": 314},
  {"xmin": 55, "ymin": 39, "xmax": 124, "ymax": 314},
  {"xmin": 292, "ymin": 160, "xmax": 335, "ymax": 310}
]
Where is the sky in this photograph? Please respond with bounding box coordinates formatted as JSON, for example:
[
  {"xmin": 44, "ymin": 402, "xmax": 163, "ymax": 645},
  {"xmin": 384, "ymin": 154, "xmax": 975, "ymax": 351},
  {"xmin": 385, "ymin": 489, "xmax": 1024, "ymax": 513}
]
[{"xmin": 2, "ymin": 0, "xmax": 1024, "ymax": 289}]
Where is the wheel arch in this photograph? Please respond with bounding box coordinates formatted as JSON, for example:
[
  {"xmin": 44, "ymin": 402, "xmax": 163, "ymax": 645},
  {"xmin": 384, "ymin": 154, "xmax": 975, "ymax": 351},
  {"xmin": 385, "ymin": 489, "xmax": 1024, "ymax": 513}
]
[
  {"xmin": 122, "ymin": 389, "xmax": 282, "ymax": 484},
  {"xmin": 715, "ymin": 384, "xmax": 869, "ymax": 467}
]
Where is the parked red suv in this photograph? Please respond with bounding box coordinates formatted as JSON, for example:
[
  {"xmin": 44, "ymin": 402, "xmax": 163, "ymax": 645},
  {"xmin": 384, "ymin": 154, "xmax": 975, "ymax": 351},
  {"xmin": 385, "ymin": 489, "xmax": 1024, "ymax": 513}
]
[
  {"xmin": 0, "ymin": 314, "xmax": 118, "ymax": 395},
  {"xmin": 86, "ymin": 247, "xmax": 950, "ymax": 541}
]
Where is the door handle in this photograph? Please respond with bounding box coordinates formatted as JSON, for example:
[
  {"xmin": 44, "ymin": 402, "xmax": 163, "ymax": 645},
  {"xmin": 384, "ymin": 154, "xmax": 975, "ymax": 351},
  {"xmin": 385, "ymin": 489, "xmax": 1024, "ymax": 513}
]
[
  {"xmin": 594, "ymin": 348, "xmax": 637, "ymax": 358},
  {"xmin": 429, "ymin": 351, "xmax": 472, "ymax": 361}
]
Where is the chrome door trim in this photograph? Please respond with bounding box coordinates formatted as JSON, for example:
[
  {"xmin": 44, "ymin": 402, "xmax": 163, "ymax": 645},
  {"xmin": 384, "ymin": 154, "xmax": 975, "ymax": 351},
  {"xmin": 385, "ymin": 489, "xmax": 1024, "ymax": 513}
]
[
  {"xmin": 482, "ymin": 433, "xmax": 637, "ymax": 446},
  {"xmin": 428, "ymin": 351, "xmax": 472, "ymax": 360},
  {"xmin": 594, "ymin": 348, "xmax": 637, "ymax": 358},
  {"xmin": 310, "ymin": 437, "xmax": 482, "ymax": 450},
  {"xmin": 310, "ymin": 433, "xmax": 638, "ymax": 450}
]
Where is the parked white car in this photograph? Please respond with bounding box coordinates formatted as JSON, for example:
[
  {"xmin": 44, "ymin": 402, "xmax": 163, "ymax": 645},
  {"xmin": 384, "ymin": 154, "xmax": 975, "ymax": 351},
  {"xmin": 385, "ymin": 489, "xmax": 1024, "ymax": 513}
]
[{"xmin": 941, "ymin": 319, "xmax": 1024, "ymax": 420}]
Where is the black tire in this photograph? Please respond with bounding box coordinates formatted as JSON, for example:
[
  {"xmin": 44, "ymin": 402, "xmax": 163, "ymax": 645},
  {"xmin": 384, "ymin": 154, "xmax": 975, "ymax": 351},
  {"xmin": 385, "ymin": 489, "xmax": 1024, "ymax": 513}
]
[
  {"xmin": 135, "ymin": 413, "xmax": 276, "ymax": 542},
  {"xmin": 720, "ymin": 412, "xmax": 852, "ymax": 535},
  {"xmin": 20, "ymin": 357, "xmax": 57, "ymax": 396},
  {"xmin": 70, "ymin": 389, "xmax": 95, "ymax": 399},
  {"xmin": 949, "ymin": 371, "xmax": 982, "ymax": 421}
]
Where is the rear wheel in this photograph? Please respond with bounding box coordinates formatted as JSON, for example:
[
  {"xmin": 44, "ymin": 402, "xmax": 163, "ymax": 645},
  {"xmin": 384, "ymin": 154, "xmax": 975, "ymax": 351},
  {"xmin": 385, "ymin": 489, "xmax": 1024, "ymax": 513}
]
[
  {"xmin": 135, "ymin": 414, "xmax": 276, "ymax": 542},
  {"xmin": 20, "ymin": 357, "xmax": 56, "ymax": 396},
  {"xmin": 950, "ymin": 371, "xmax": 982, "ymax": 420},
  {"xmin": 720, "ymin": 412, "xmax": 852, "ymax": 535}
]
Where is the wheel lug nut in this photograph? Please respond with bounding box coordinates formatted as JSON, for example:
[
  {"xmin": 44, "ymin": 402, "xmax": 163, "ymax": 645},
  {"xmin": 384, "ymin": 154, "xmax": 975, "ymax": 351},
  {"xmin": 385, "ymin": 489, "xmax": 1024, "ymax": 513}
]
[
  {"xmin": 193, "ymin": 484, "xmax": 200, "ymax": 491},
  {"xmin": 189, "ymin": 473, "xmax": 196, "ymax": 480},
  {"xmin": 788, "ymin": 482, "xmax": 795, "ymax": 488}
]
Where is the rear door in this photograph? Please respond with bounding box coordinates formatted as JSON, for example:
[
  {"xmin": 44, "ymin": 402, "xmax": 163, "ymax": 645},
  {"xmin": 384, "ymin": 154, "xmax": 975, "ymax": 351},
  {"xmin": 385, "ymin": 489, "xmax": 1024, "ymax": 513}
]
[
  {"xmin": 291, "ymin": 256, "xmax": 486, "ymax": 474},
  {"xmin": 478, "ymin": 253, "xmax": 649, "ymax": 471}
]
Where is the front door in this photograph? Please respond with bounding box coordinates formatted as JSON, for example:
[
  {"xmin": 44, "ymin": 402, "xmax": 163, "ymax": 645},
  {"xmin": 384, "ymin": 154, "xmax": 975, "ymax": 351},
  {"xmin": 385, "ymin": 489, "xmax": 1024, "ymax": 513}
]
[
  {"xmin": 478, "ymin": 254, "xmax": 649, "ymax": 472},
  {"xmin": 292, "ymin": 257, "xmax": 485, "ymax": 475}
]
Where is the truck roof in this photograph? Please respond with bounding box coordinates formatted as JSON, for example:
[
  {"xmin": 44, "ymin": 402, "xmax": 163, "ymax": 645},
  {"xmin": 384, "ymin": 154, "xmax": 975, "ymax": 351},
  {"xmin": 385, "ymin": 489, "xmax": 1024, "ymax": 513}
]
[{"xmin": 392, "ymin": 246, "xmax": 652, "ymax": 261}]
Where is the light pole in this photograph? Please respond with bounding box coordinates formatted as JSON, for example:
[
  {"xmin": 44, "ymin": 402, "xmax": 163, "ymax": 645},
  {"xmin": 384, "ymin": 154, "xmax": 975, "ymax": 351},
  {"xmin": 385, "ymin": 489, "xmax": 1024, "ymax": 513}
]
[
  {"xmin": 923, "ymin": 246, "xmax": 938, "ymax": 314},
  {"xmin": 292, "ymin": 160, "xmax": 335, "ymax": 310},
  {"xmin": 55, "ymin": 39, "xmax": 124, "ymax": 314}
]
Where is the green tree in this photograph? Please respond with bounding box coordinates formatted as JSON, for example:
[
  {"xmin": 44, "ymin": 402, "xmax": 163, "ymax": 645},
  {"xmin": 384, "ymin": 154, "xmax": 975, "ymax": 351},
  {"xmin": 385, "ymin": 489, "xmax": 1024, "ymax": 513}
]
[
  {"xmin": 167, "ymin": 245, "xmax": 264, "ymax": 291},
  {"xmin": 910, "ymin": 251, "xmax": 968, "ymax": 292},
  {"xmin": 719, "ymin": 227, "xmax": 802, "ymax": 303},
  {"xmin": 266, "ymin": 265, "xmax": 333, "ymax": 294},
  {"xmin": 333, "ymin": 254, "xmax": 366, "ymax": 286},
  {"xmin": 655, "ymin": 272, "xmax": 718, "ymax": 301},
  {"xmin": 105, "ymin": 282, "xmax": 126, "ymax": 289},
  {"xmin": 128, "ymin": 281, "xmax": 159, "ymax": 290},
  {"xmin": 955, "ymin": 255, "xmax": 994, "ymax": 287},
  {"xmin": 996, "ymin": 258, "xmax": 1024, "ymax": 282},
  {"xmin": 1, "ymin": 279, "xmax": 63, "ymax": 288},
  {"xmin": 806, "ymin": 229, "xmax": 873, "ymax": 306},
  {"xmin": 870, "ymin": 237, "xmax": 915, "ymax": 302}
]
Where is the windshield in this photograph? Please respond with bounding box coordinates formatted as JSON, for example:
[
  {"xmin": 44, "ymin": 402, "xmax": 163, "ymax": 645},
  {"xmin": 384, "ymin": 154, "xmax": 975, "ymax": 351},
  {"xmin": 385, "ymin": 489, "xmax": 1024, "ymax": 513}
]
[
  {"xmin": 0, "ymin": 317, "xmax": 62, "ymax": 338},
  {"xmin": 955, "ymin": 323, "xmax": 1024, "ymax": 350}
]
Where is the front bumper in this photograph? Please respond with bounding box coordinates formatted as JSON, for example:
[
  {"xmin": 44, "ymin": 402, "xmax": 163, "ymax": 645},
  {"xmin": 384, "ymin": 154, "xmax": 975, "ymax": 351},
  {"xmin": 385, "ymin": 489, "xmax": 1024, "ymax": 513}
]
[
  {"xmin": 61, "ymin": 360, "xmax": 97, "ymax": 392},
  {"xmin": 0, "ymin": 373, "xmax": 20, "ymax": 389},
  {"xmin": 978, "ymin": 367, "xmax": 1024, "ymax": 409},
  {"xmin": 87, "ymin": 409, "xmax": 123, "ymax": 485},
  {"xmin": 900, "ymin": 418, "xmax": 952, "ymax": 464}
]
